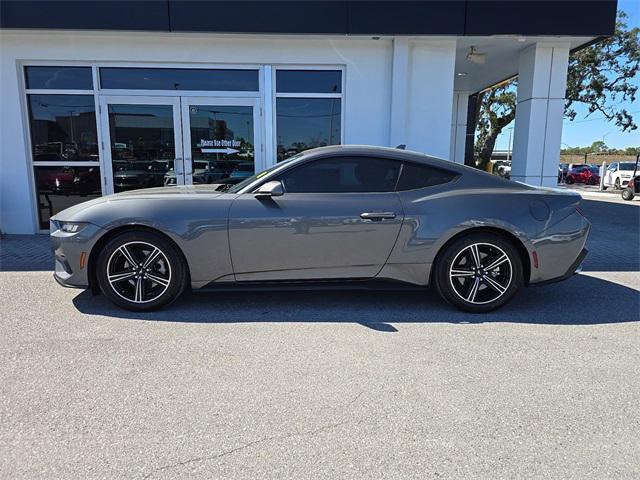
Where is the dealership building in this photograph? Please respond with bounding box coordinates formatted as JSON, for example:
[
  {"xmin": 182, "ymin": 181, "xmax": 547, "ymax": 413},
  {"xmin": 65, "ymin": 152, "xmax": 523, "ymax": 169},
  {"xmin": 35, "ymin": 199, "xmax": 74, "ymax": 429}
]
[{"xmin": 0, "ymin": 0, "xmax": 617, "ymax": 233}]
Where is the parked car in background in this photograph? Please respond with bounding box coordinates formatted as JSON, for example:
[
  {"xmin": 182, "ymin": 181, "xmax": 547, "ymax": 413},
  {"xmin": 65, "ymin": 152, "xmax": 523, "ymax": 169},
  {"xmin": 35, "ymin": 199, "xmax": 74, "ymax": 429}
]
[
  {"xmin": 229, "ymin": 162, "xmax": 255, "ymax": 179},
  {"xmin": 565, "ymin": 166, "xmax": 600, "ymax": 185},
  {"xmin": 558, "ymin": 164, "xmax": 569, "ymax": 183},
  {"xmin": 603, "ymin": 162, "xmax": 636, "ymax": 190}
]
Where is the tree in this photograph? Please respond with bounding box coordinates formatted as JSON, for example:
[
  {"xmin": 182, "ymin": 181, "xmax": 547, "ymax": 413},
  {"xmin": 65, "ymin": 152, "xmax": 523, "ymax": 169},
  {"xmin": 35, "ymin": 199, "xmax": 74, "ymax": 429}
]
[{"xmin": 474, "ymin": 10, "xmax": 639, "ymax": 170}]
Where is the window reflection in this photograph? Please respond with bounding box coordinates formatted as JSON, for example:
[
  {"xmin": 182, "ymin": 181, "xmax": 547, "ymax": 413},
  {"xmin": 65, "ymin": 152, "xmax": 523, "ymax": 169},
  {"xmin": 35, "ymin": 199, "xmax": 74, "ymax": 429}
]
[
  {"xmin": 187, "ymin": 105, "xmax": 255, "ymax": 185},
  {"xmin": 107, "ymin": 104, "xmax": 175, "ymax": 192},
  {"xmin": 34, "ymin": 166, "xmax": 101, "ymax": 229},
  {"xmin": 276, "ymin": 98, "xmax": 341, "ymax": 161},
  {"xmin": 100, "ymin": 68, "xmax": 259, "ymax": 91},
  {"xmin": 28, "ymin": 95, "xmax": 98, "ymax": 162},
  {"xmin": 276, "ymin": 70, "xmax": 342, "ymax": 93},
  {"xmin": 25, "ymin": 66, "xmax": 93, "ymax": 90}
]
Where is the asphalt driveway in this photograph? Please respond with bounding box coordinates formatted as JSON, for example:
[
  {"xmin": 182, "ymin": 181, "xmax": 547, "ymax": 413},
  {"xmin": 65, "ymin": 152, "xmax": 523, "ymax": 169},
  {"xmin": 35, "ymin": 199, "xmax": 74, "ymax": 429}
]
[{"xmin": 1, "ymin": 196, "xmax": 638, "ymax": 479}]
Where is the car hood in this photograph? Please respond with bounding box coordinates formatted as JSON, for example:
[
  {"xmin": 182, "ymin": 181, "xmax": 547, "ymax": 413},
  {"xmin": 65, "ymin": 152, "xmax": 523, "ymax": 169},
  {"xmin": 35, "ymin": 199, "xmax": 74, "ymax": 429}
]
[{"xmin": 53, "ymin": 185, "xmax": 227, "ymax": 221}]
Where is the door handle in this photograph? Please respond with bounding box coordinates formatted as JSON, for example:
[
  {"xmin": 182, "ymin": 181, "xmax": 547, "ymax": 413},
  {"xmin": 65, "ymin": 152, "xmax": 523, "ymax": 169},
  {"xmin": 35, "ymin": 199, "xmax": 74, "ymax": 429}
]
[{"xmin": 360, "ymin": 212, "xmax": 396, "ymax": 221}]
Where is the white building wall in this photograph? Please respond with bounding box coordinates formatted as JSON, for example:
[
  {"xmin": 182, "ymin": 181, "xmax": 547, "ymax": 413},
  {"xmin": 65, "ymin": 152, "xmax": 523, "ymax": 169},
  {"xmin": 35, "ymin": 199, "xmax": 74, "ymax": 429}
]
[
  {"xmin": 406, "ymin": 40, "xmax": 457, "ymax": 159},
  {"xmin": 0, "ymin": 31, "xmax": 457, "ymax": 233},
  {"xmin": 511, "ymin": 42, "xmax": 570, "ymax": 186}
]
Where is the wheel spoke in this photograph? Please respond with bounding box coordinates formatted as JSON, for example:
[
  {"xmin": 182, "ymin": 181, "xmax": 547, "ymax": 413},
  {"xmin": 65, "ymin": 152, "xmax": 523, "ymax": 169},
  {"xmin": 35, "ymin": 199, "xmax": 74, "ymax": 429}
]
[
  {"xmin": 484, "ymin": 254, "xmax": 509, "ymax": 271},
  {"xmin": 146, "ymin": 272, "xmax": 170, "ymax": 287},
  {"xmin": 466, "ymin": 277, "xmax": 481, "ymax": 302},
  {"xmin": 483, "ymin": 275, "xmax": 507, "ymax": 295},
  {"xmin": 142, "ymin": 247, "xmax": 161, "ymax": 269},
  {"xmin": 469, "ymin": 244, "xmax": 482, "ymax": 268},
  {"xmin": 108, "ymin": 270, "xmax": 136, "ymax": 283},
  {"xmin": 134, "ymin": 276, "xmax": 144, "ymax": 302},
  {"xmin": 118, "ymin": 245, "xmax": 138, "ymax": 267},
  {"xmin": 451, "ymin": 269, "xmax": 474, "ymax": 277}
]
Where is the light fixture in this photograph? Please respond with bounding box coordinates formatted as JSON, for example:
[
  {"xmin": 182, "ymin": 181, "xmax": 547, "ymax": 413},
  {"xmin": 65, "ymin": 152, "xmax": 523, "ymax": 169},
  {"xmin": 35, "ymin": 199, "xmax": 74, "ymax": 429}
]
[
  {"xmin": 517, "ymin": 37, "xmax": 527, "ymax": 43},
  {"xmin": 457, "ymin": 72, "xmax": 468, "ymax": 77},
  {"xmin": 466, "ymin": 46, "xmax": 486, "ymax": 65}
]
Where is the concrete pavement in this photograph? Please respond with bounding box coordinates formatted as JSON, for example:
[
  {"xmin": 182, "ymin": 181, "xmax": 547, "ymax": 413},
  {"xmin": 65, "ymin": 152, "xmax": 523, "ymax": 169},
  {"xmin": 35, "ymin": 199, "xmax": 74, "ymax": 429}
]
[{"xmin": 0, "ymin": 196, "xmax": 638, "ymax": 479}]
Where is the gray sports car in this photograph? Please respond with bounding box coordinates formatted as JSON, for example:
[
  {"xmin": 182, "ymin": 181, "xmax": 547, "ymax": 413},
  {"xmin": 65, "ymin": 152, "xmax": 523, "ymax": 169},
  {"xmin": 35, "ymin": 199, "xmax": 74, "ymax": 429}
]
[{"xmin": 51, "ymin": 145, "xmax": 590, "ymax": 313}]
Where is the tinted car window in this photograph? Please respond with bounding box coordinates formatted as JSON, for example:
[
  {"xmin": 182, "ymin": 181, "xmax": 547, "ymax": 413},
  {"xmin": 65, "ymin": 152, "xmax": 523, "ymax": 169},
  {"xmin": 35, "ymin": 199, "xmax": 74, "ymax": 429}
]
[
  {"xmin": 396, "ymin": 162, "xmax": 457, "ymax": 191},
  {"xmin": 277, "ymin": 156, "xmax": 401, "ymax": 193}
]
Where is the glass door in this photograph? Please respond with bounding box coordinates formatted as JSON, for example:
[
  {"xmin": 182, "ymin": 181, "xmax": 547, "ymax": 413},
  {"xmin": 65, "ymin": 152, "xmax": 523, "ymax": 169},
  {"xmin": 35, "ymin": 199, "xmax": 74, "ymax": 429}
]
[
  {"xmin": 180, "ymin": 97, "xmax": 261, "ymax": 187},
  {"xmin": 99, "ymin": 96, "xmax": 183, "ymax": 194}
]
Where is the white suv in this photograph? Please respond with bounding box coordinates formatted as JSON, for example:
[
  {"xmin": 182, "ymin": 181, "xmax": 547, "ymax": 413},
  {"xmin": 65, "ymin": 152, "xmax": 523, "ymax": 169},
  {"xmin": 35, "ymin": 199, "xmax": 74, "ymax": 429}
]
[{"xmin": 603, "ymin": 162, "xmax": 636, "ymax": 190}]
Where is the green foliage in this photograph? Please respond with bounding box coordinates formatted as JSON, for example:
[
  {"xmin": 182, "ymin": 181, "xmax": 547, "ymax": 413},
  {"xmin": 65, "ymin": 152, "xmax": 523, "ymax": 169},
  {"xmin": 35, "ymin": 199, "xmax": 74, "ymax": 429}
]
[
  {"xmin": 561, "ymin": 142, "xmax": 640, "ymax": 156},
  {"xmin": 566, "ymin": 11, "xmax": 639, "ymax": 132}
]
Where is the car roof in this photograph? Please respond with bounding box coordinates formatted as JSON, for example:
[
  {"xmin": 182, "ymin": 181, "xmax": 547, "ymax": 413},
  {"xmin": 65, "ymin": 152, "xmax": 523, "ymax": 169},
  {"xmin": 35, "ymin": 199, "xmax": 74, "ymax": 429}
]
[{"xmin": 297, "ymin": 144, "xmax": 508, "ymax": 182}]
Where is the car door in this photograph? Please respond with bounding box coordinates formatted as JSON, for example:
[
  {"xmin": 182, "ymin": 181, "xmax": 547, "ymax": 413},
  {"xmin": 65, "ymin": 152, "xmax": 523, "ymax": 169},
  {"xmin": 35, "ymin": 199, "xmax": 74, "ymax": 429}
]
[{"xmin": 228, "ymin": 156, "xmax": 404, "ymax": 281}]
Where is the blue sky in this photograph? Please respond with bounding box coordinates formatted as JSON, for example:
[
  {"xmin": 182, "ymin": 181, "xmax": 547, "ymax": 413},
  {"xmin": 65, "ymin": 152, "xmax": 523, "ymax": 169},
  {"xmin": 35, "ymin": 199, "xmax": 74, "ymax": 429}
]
[{"xmin": 495, "ymin": 0, "xmax": 639, "ymax": 150}]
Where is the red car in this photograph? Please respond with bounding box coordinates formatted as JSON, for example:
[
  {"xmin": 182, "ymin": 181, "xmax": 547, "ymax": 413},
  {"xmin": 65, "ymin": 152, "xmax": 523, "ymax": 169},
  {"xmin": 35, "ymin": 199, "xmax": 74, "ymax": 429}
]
[{"xmin": 565, "ymin": 166, "xmax": 600, "ymax": 185}]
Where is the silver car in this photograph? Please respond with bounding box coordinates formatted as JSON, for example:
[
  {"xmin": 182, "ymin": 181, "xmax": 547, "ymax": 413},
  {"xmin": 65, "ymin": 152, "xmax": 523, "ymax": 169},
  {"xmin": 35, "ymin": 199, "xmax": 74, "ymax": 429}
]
[{"xmin": 51, "ymin": 145, "xmax": 590, "ymax": 313}]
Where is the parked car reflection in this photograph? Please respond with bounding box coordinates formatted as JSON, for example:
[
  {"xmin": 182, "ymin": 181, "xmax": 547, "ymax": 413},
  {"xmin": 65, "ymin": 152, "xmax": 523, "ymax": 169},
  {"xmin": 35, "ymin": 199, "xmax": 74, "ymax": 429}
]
[{"xmin": 113, "ymin": 160, "xmax": 169, "ymax": 192}]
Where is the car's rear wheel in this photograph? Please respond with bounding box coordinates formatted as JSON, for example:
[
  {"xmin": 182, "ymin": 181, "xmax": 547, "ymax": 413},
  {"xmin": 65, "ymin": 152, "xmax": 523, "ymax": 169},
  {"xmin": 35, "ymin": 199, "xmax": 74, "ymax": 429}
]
[
  {"xmin": 434, "ymin": 233, "xmax": 524, "ymax": 313},
  {"xmin": 96, "ymin": 230, "xmax": 188, "ymax": 311},
  {"xmin": 614, "ymin": 178, "xmax": 621, "ymax": 190},
  {"xmin": 565, "ymin": 176, "xmax": 574, "ymax": 184}
]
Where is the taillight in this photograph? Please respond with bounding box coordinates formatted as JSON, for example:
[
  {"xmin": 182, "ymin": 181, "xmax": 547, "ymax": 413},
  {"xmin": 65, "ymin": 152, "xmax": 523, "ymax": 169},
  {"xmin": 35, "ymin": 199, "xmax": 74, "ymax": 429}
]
[{"xmin": 629, "ymin": 177, "xmax": 636, "ymax": 188}]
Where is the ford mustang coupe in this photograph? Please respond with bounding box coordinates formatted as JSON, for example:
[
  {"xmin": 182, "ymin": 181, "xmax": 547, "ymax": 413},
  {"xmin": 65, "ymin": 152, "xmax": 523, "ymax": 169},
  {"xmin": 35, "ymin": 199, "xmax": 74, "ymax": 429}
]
[{"xmin": 51, "ymin": 145, "xmax": 590, "ymax": 313}]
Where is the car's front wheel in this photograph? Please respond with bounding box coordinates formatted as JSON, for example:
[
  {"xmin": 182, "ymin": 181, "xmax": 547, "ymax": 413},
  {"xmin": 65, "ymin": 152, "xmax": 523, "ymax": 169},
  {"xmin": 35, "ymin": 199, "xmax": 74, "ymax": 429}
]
[
  {"xmin": 96, "ymin": 230, "xmax": 188, "ymax": 311},
  {"xmin": 622, "ymin": 188, "xmax": 635, "ymax": 201},
  {"xmin": 434, "ymin": 233, "xmax": 524, "ymax": 313}
]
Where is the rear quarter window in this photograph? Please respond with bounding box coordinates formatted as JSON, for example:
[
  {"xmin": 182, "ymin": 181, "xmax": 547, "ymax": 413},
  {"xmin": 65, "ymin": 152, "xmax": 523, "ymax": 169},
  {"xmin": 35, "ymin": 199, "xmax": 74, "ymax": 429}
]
[{"xmin": 396, "ymin": 162, "xmax": 457, "ymax": 191}]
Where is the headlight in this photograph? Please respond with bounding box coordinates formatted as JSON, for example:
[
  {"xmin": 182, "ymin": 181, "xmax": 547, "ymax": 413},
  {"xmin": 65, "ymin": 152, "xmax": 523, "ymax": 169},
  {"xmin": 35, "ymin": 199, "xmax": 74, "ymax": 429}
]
[{"xmin": 59, "ymin": 222, "xmax": 88, "ymax": 233}]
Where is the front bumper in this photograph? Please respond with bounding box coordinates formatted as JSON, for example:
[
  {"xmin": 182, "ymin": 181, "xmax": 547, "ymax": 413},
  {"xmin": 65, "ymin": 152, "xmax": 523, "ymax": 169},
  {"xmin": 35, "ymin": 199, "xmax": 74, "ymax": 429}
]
[{"xmin": 51, "ymin": 221, "xmax": 105, "ymax": 289}]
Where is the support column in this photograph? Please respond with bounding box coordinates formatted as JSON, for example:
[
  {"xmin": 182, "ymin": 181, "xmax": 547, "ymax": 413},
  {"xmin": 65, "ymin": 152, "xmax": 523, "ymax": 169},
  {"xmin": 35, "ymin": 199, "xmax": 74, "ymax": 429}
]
[
  {"xmin": 450, "ymin": 91, "xmax": 470, "ymax": 164},
  {"xmin": 511, "ymin": 43, "xmax": 570, "ymax": 186},
  {"xmin": 389, "ymin": 37, "xmax": 409, "ymax": 148}
]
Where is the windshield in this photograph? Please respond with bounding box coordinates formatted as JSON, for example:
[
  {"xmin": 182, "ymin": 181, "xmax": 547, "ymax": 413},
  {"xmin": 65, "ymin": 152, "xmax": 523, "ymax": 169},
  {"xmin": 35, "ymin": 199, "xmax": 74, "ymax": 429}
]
[
  {"xmin": 620, "ymin": 162, "xmax": 636, "ymax": 171},
  {"xmin": 226, "ymin": 154, "xmax": 302, "ymax": 193}
]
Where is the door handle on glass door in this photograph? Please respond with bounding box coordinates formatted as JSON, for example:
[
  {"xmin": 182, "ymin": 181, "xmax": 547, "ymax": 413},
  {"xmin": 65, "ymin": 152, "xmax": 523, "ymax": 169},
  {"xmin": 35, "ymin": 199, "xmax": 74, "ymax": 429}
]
[{"xmin": 360, "ymin": 212, "xmax": 396, "ymax": 221}]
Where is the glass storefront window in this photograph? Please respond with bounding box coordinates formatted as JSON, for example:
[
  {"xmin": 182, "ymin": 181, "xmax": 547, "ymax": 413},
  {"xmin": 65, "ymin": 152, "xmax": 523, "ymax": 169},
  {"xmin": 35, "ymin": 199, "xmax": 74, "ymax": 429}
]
[
  {"xmin": 25, "ymin": 66, "xmax": 93, "ymax": 90},
  {"xmin": 276, "ymin": 98, "xmax": 341, "ymax": 161},
  {"xmin": 107, "ymin": 104, "xmax": 176, "ymax": 193},
  {"xmin": 100, "ymin": 68, "xmax": 260, "ymax": 91},
  {"xmin": 34, "ymin": 166, "xmax": 101, "ymax": 229},
  {"xmin": 276, "ymin": 70, "xmax": 342, "ymax": 93},
  {"xmin": 27, "ymin": 94, "xmax": 99, "ymax": 162},
  {"xmin": 187, "ymin": 105, "xmax": 255, "ymax": 184}
]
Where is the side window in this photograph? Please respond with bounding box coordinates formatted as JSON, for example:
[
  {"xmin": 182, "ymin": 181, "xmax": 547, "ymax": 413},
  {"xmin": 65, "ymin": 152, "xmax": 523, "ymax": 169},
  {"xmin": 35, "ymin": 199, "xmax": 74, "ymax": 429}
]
[
  {"xmin": 277, "ymin": 156, "xmax": 401, "ymax": 193},
  {"xmin": 609, "ymin": 163, "xmax": 618, "ymax": 171},
  {"xmin": 396, "ymin": 162, "xmax": 457, "ymax": 191}
]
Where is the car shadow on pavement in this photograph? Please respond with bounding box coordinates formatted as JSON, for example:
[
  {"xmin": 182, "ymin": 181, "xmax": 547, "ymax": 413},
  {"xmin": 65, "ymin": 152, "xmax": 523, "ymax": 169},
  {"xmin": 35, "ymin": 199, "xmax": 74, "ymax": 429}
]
[{"xmin": 72, "ymin": 273, "xmax": 640, "ymax": 331}]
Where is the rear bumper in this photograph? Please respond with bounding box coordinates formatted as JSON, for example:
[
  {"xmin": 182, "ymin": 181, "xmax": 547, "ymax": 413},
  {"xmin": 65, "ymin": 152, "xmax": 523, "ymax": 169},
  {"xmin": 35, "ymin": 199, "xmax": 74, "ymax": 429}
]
[{"xmin": 530, "ymin": 248, "xmax": 588, "ymax": 287}]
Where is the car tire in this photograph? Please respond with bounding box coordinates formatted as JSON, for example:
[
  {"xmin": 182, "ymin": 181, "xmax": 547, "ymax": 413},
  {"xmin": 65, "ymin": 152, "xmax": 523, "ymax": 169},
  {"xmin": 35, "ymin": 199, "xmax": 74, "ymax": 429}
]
[
  {"xmin": 622, "ymin": 189, "xmax": 635, "ymax": 201},
  {"xmin": 96, "ymin": 230, "xmax": 188, "ymax": 311},
  {"xmin": 566, "ymin": 177, "xmax": 574, "ymax": 184},
  {"xmin": 587, "ymin": 177, "xmax": 597, "ymax": 186},
  {"xmin": 614, "ymin": 178, "xmax": 621, "ymax": 190},
  {"xmin": 434, "ymin": 232, "xmax": 524, "ymax": 313}
]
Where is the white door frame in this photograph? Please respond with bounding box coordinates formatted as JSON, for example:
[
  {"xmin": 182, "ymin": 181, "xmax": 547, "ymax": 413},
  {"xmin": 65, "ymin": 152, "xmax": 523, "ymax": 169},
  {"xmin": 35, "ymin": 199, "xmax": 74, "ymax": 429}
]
[
  {"xmin": 180, "ymin": 96, "xmax": 264, "ymax": 183},
  {"xmin": 99, "ymin": 95, "xmax": 263, "ymax": 193},
  {"xmin": 99, "ymin": 95, "xmax": 184, "ymax": 194}
]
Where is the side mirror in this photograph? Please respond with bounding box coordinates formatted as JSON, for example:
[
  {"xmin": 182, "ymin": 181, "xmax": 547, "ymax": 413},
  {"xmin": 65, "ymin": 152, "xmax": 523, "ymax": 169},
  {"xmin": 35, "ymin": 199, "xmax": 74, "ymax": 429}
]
[{"xmin": 254, "ymin": 180, "xmax": 284, "ymax": 198}]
